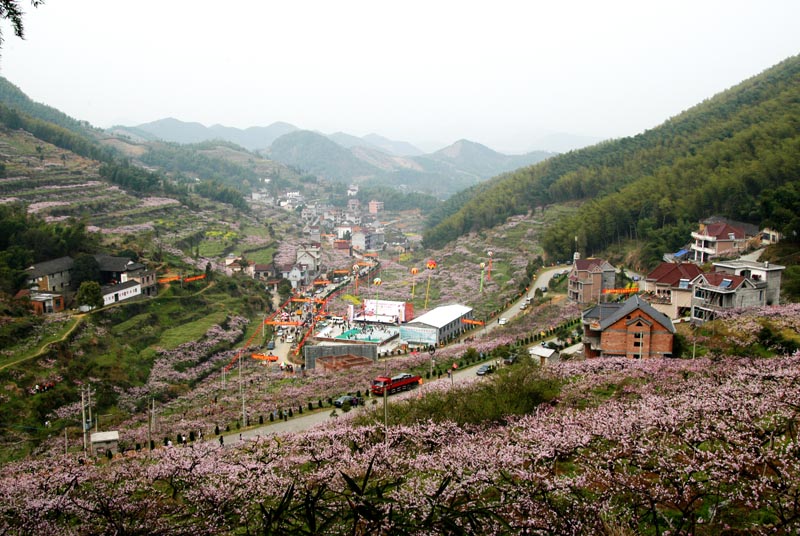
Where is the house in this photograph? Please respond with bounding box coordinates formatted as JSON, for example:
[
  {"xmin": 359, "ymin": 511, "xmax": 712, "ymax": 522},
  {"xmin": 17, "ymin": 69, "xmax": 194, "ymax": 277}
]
[
  {"xmin": 689, "ymin": 221, "xmax": 746, "ymax": 263},
  {"xmin": 278, "ymin": 264, "xmax": 309, "ymax": 289},
  {"xmin": 15, "ymin": 289, "xmax": 65, "ymax": 314},
  {"xmin": 95, "ymin": 254, "xmax": 156, "ymax": 297},
  {"xmin": 582, "ymin": 295, "xmax": 675, "ymax": 359},
  {"xmin": 712, "ymin": 259, "xmax": 784, "ymax": 306},
  {"xmin": 102, "ymin": 280, "xmax": 141, "ymax": 306},
  {"xmin": 296, "ymin": 244, "xmax": 321, "ymax": 273},
  {"xmin": 641, "ymin": 262, "xmax": 704, "ymax": 319},
  {"xmin": 760, "ymin": 228, "xmax": 782, "ymax": 246},
  {"xmin": 690, "ymin": 260, "xmax": 785, "ymax": 323},
  {"xmin": 368, "ymin": 200, "xmax": 384, "ymax": 214},
  {"xmin": 25, "ymin": 256, "xmax": 74, "ymax": 292},
  {"xmin": 90, "ymin": 431, "xmax": 119, "ymax": 456},
  {"xmin": 528, "ymin": 345, "xmax": 560, "ymax": 366},
  {"xmin": 351, "ymin": 229, "xmax": 385, "ymax": 253},
  {"xmin": 252, "ymin": 264, "xmax": 274, "ymax": 281},
  {"xmin": 567, "ymin": 257, "xmax": 617, "ymax": 304}
]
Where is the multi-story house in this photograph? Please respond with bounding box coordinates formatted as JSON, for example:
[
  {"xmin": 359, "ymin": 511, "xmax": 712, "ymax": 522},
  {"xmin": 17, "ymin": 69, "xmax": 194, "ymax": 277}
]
[
  {"xmin": 368, "ymin": 200, "xmax": 384, "ymax": 214},
  {"xmin": 690, "ymin": 221, "xmax": 746, "ymax": 263},
  {"xmin": 26, "ymin": 256, "xmax": 74, "ymax": 292},
  {"xmin": 567, "ymin": 257, "xmax": 616, "ymax": 304},
  {"xmin": 95, "ymin": 254, "xmax": 157, "ymax": 297},
  {"xmin": 641, "ymin": 262, "xmax": 704, "ymax": 319},
  {"xmin": 351, "ymin": 229, "xmax": 385, "ymax": 253},
  {"xmin": 296, "ymin": 244, "xmax": 321, "ymax": 274},
  {"xmin": 581, "ymin": 295, "xmax": 675, "ymax": 359},
  {"xmin": 712, "ymin": 259, "xmax": 784, "ymax": 306},
  {"xmin": 690, "ymin": 260, "xmax": 785, "ymax": 323}
]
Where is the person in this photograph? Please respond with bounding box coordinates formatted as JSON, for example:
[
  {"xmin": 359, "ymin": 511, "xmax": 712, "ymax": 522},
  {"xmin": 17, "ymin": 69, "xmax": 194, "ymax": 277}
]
[{"xmin": 219, "ymin": 435, "xmax": 224, "ymax": 446}]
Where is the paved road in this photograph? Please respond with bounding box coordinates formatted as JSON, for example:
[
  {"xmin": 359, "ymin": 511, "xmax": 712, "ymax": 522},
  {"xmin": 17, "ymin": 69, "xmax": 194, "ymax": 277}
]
[
  {"xmin": 221, "ymin": 358, "xmax": 493, "ymax": 446},
  {"xmin": 483, "ymin": 265, "xmax": 569, "ymax": 333}
]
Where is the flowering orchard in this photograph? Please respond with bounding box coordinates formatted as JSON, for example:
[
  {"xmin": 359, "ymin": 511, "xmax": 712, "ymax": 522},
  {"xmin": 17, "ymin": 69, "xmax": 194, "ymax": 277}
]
[{"xmin": 6, "ymin": 353, "xmax": 800, "ymax": 534}]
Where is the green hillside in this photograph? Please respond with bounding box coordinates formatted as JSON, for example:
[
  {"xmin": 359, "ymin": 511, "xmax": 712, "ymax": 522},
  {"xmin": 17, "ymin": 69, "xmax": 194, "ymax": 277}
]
[
  {"xmin": 423, "ymin": 55, "xmax": 800, "ymax": 267},
  {"xmin": 267, "ymin": 129, "xmax": 379, "ymax": 181}
]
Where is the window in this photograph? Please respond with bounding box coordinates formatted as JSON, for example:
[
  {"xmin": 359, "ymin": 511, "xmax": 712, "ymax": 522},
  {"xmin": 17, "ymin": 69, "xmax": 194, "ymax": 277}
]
[
  {"xmin": 633, "ymin": 341, "xmax": 641, "ymax": 347},
  {"xmin": 634, "ymin": 332, "xmax": 643, "ymax": 339},
  {"xmin": 720, "ymin": 278, "xmax": 732, "ymax": 288}
]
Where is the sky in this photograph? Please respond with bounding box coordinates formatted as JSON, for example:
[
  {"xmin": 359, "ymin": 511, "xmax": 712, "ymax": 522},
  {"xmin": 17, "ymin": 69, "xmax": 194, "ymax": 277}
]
[{"xmin": 1, "ymin": 0, "xmax": 799, "ymax": 153}]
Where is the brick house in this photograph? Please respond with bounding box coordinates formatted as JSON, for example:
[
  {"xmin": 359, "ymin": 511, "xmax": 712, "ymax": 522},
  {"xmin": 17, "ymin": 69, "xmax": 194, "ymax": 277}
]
[
  {"xmin": 641, "ymin": 262, "xmax": 704, "ymax": 319},
  {"xmin": 582, "ymin": 295, "xmax": 675, "ymax": 359},
  {"xmin": 15, "ymin": 289, "xmax": 65, "ymax": 314},
  {"xmin": 567, "ymin": 258, "xmax": 617, "ymax": 304}
]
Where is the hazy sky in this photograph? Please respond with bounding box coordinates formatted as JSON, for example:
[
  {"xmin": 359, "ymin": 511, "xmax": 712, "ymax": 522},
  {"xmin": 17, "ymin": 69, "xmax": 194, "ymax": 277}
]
[{"xmin": 1, "ymin": 0, "xmax": 799, "ymax": 153}]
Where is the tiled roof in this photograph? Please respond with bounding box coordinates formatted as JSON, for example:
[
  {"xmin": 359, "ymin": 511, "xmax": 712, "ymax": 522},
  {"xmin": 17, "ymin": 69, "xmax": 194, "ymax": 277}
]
[
  {"xmin": 574, "ymin": 258, "xmax": 613, "ymax": 272},
  {"xmin": 94, "ymin": 254, "xmax": 145, "ymax": 273},
  {"xmin": 598, "ymin": 295, "xmax": 675, "ymax": 333},
  {"xmin": 646, "ymin": 262, "xmax": 703, "ymax": 286},
  {"xmin": 697, "ymin": 272, "xmax": 746, "ymax": 290},
  {"xmin": 702, "ymin": 222, "xmax": 745, "ymax": 240},
  {"xmin": 26, "ymin": 256, "xmax": 74, "ymax": 278}
]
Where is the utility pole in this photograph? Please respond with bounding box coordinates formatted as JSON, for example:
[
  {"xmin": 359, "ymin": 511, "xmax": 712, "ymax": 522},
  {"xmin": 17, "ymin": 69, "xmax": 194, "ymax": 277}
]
[
  {"xmin": 80, "ymin": 387, "xmax": 87, "ymax": 455},
  {"xmin": 87, "ymin": 384, "xmax": 93, "ymax": 455},
  {"xmin": 383, "ymin": 387, "xmax": 388, "ymax": 441},
  {"xmin": 240, "ymin": 354, "xmax": 246, "ymax": 427}
]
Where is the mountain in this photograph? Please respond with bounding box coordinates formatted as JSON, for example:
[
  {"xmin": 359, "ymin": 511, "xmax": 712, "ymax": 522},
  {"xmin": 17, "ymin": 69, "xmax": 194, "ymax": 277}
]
[
  {"xmin": 422, "ymin": 54, "xmax": 800, "ymax": 268},
  {"xmin": 267, "ymin": 130, "xmax": 379, "ymax": 180},
  {"xmin": 265, "ymin": 131, "xmax": 554, "ymax": 197},
  {"xmin": 326, "ymin": 131, "xmax": 383, "ymax": 151},
  {"xmin": 116, "ymin": 118, "xmax": 299, "ymax": 151},
  {"xmin": 426, "ymin": 139, "xmax": 553, "ymax": 178},
  {"xmin": 362, "ymin": 133, "xmax": 423, "ymax": 156}
]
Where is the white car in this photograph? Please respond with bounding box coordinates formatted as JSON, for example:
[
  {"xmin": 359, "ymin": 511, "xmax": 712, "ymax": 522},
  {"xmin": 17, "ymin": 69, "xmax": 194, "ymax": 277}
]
[{"xmin": 498, "ymin": 317, "xmax": 508, "ymax": 325}]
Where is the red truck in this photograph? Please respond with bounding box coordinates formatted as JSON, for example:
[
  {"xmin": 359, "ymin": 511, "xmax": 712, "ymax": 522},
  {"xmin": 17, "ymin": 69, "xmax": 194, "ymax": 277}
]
[{"xmin": 371, "ymin": 373, "xmax": 422, "ymax": 396}]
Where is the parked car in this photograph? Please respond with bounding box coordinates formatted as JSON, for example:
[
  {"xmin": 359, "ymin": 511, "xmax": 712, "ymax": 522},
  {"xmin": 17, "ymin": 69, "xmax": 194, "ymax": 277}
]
[
  {"xmin": 519, "ymin": 303, "xmax": 528, "ymax": 310},
  {"xmin": 266, "ymin": 339, "xmax": 275, "ymax": 350},
  {"xmin": 333, "ymin": 395, "xmax": 363, "ymax": 408},
  {"xmin": 503, "ymin": 355, "xmax": 518, "ymax": 365},
  {"xmin": 498, "ymin": 317, "xmax": 508, "ymax": 325},
  {"xmin": 476, "ymin": 364, "xmax": 494, "ymax": 376}
]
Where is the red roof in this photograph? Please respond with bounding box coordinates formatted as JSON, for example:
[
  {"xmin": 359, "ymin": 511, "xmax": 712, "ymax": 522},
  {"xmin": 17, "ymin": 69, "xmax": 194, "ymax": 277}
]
[
  {"xmin": 702, "ymin": 222, "xmax": 745, "ymax": 240},
  {"xmin": 574, "ymin": 258, "xmax": 610, "ymax": 272},
  {"xmin": 646, "ymin": 262, "xmax": 703, "ymax": 286},
  {"xmin": 701, "ymin": 272, "xmax": 746, "ymax": 289}
]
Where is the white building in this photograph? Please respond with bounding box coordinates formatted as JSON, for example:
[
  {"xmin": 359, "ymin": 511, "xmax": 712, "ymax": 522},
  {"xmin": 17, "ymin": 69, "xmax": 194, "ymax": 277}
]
[
  {"xmin": 399, "ymin": 304, "xmax": 473, "ymax": 346},
  {"xmin": 102, "ymin": 281, "xmax": 141, "ymax": 306}
]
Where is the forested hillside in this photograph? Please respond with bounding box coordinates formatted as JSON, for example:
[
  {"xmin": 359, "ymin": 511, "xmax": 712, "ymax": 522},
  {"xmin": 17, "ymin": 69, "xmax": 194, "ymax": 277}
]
[{"xmin": 423, "ymin": 55, "xmax": 800, "ymax": 267}]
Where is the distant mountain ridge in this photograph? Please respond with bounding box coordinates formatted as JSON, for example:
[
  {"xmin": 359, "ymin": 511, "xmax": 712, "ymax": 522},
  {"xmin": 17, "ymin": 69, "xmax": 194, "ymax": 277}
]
[
  {"xmin": 265, "ymin": 129, "xmax": 554, "ymax": 198},
  {"xmin": 113, "ymin": 117, "xmax": 557, "ymax": 198},
  {"xmin": 113, "ymin": 118, "xmax": 299, "ymax": 151}
]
